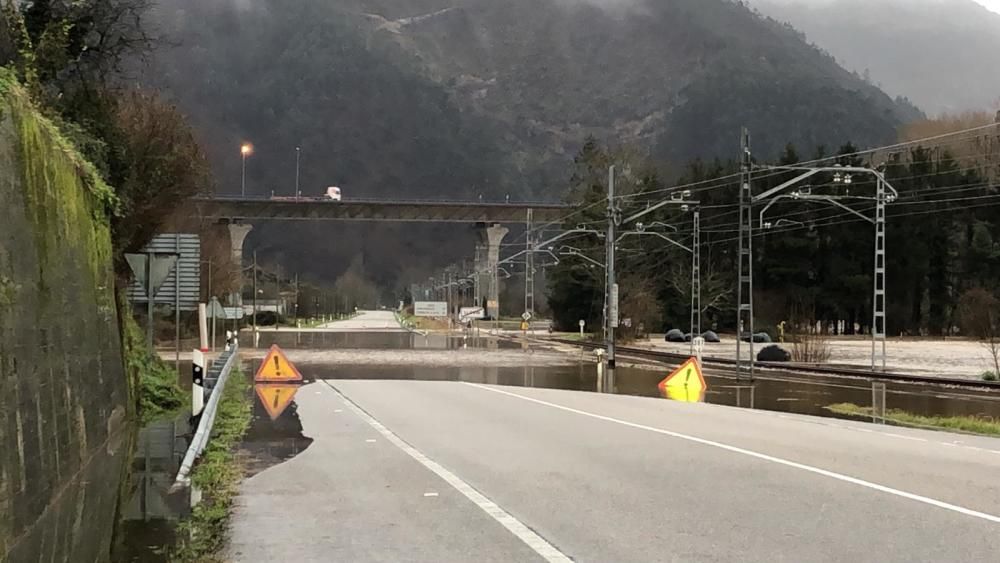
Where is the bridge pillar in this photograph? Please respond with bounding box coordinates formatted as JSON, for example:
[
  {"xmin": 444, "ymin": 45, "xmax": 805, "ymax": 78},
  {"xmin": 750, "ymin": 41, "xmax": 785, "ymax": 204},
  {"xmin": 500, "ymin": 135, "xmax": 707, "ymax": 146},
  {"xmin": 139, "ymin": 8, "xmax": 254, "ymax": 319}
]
[
  {"xmin": 481, "ymin": 224, "xmax": 508, "ymax": 320},
  {"xmin": 228, "ymin": 224, "xmax": 252, "ymax": 307}
]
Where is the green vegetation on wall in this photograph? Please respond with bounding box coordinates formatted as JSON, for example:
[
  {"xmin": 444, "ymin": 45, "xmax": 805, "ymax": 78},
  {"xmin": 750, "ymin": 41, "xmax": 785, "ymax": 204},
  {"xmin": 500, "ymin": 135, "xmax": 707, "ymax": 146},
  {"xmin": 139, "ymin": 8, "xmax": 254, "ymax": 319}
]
[{"xmin": 120, "ymin": 298, "xmax": 186, "ymax": 424}]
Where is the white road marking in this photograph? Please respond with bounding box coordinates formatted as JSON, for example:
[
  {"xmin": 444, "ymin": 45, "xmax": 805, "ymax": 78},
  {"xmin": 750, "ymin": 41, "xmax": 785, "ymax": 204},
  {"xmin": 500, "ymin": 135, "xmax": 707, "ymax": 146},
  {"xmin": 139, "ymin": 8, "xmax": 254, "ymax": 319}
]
[
  {"xmin": 424, "ymin": 492, "xmax": 439, "ymax": 497},
  {"xmin": 334, "ymin": 409, "xmax": 343, "ymax": 413},
  {"xmin": 365, "ymin": 439, "xmax": 376, "ymax": 443},
  {"xmin": 467, "ymin": 383, "xmax": 1000, "ymax": 526},
  {"xmin": 726, "ymin": 395, "xmax": 997, "ymax": 453},
  {"xmin": 324, "ymin": 381, "xmax": 572, "ymax": 562},
  {"xmin": 885, "ymin": 433, "xmax": 927, "ymax": 442}
]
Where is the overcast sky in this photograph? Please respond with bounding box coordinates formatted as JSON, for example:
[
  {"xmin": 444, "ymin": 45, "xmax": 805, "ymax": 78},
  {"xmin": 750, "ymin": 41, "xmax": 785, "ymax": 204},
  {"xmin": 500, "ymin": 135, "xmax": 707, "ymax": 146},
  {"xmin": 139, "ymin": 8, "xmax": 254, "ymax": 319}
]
[
  {"xmin": 765, "ymin": 0, "xmax": 1000, "ymax": 14},
  {"xmin": 975, "ymin": 0, "xmax": 1000, "ymax": 13}
]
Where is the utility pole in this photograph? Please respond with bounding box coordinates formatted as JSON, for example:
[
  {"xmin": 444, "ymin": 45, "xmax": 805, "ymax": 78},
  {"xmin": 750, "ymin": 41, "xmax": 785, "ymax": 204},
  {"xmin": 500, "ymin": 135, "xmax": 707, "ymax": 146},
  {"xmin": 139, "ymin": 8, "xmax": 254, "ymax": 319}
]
[
  {"xmin": 690, "ymin": 210, "xmax": 701, "ymax": 352},
  {"xmin": 252, "ymin": 251, "xmax": 258, "ymax": 346},
  {"xmin": 275, "ymin": 264, "xmax": 281, "ymax": 321},
  {"xmin": 737, "ymin": 128, "xmax": 755, "ymax": 381},
  {"xmin": 525, "ymin": 209, "xmax": 534, "ymax": 318},
  {"xmin": 293, "ymin": 273, "xmax": 300, "ymax": 326},
  {"xmin": 872, "ymin": 177, "xmax": 887, "ymax": 371},
  {"xmin": 295, "ymin": 146, "xmax": 301, "ymax": 198},
  {"xmin": 606, "ymin": 166, "xmax": 619, "ymax": 388},
  {"xmin": 447, "ymin": 270, "xmax": 454, "ymax": 323},
  {"xmin": 473, "ymin": 245, "xmax": 482, "ymax": 310}
]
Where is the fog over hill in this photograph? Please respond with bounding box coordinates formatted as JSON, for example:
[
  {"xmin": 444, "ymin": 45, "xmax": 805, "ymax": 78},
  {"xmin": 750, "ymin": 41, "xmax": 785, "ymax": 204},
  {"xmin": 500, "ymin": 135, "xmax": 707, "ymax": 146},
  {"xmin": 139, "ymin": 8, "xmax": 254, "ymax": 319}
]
[{"xmin": 752, "ymin": 0, "xmax": 1000, "ymax": 115}]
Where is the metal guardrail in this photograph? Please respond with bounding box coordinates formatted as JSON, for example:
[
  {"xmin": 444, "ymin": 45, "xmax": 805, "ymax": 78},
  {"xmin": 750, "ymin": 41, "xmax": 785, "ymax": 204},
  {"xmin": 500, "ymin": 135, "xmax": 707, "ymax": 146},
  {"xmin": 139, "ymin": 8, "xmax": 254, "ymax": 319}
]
[{"xmin": 173, "ymin": 344, "xmax": 240, "ymax": 487}]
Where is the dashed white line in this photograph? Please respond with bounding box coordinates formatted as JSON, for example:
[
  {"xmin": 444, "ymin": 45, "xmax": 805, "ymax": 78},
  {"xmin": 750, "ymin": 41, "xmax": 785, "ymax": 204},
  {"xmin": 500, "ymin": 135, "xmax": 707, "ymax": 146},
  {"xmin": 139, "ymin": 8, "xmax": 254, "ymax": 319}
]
[
  {"xmin": 365, "ymin": 439, "xmax": 376, "ymax": 443},
  {"xmin": 423, "ymin": 492, "xmax": 439, "ymax": 497},
  {"xmin": 884, "ymin": 433, "xmax": 927, "ymax": 442},
  {"xmin": 324, "ymin": 381, "xmax": 572, "ymax": 562},
  {"xmin": 466, "ymin": 383, "xmax": 1000, "ymax": 526}
]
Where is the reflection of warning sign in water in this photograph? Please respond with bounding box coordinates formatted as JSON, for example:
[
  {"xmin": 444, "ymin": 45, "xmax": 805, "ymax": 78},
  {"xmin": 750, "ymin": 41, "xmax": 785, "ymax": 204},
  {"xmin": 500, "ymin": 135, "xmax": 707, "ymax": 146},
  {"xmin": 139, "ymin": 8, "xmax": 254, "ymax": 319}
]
[
  {"xmin": 658, "ymin": 357, "xmax": 707, "ymax": 403},
  {"xmin": 254, "ymin": 345, "xmax": 303, "ymax": 382},
  {"xmin": 254, "ymin": 384, "xmax": 300, "ymax": 421}
]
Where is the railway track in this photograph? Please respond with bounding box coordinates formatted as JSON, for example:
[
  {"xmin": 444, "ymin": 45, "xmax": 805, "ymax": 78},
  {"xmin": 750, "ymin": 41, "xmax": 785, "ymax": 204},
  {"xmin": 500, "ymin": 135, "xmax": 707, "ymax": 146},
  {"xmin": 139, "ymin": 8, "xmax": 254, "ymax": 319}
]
[{"xmin": 551, "ymin": 338, "xmax": 1000, "ymax": 391}]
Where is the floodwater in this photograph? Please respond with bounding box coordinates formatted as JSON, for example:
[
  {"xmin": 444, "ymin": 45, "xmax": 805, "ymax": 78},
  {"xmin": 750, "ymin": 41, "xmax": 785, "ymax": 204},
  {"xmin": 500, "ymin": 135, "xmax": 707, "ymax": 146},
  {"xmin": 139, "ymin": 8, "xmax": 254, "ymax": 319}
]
[
  {"xmin": 244, "ymin": 329, "xmax": 522, "ymax": 350},
  {"xmin": 115, "ymin": 415, "xmax": 193, "ymax": 563},
  {"xmin": 248, "ymin": 332, "xmax": 1000, "ymax": 436}
]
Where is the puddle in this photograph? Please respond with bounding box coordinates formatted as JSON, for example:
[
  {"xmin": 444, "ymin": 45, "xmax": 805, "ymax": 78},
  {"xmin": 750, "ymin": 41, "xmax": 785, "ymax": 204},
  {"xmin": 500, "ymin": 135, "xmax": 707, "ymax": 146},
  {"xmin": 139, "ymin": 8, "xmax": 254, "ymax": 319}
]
[
  {"xmin": 115, "ymin": 415, "xmax": 193, "ymax": 563},
  {"xmin": 240, "ymin": 381, "xmax": 314, "ymax": 479}
]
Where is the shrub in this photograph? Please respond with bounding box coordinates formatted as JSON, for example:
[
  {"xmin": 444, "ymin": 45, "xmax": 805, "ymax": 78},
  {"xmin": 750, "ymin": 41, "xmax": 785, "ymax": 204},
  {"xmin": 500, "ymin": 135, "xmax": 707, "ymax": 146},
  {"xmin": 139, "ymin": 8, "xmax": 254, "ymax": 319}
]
[{"xmin": 791, "ymin": 331, "xmax": 832, "ymax": 363}]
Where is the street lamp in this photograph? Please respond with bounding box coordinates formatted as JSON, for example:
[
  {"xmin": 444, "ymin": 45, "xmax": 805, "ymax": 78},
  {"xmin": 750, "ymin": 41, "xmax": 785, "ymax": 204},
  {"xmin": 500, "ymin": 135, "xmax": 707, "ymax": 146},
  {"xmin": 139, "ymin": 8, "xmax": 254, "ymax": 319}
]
[{"xmin": 240, "ymin": 143, "xmax": 254, "ymax": 197}]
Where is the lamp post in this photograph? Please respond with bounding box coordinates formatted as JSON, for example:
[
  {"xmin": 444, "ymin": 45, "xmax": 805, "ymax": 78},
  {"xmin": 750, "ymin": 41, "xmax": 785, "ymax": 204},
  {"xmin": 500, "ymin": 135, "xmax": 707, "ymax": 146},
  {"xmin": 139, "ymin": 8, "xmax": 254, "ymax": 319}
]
[{"xmin": 240, "ymin": 143, "xmax": 253, "ymax": 197}]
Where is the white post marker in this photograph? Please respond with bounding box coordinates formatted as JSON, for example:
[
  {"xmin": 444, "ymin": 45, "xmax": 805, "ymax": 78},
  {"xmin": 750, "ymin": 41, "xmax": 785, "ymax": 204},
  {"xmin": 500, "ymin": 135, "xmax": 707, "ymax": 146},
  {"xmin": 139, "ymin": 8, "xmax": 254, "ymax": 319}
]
[
  {"xmin": 579, "ymin": 319, "xmax": 585, "ymax": 338},
  {"xmin": 198, "ymin": 303, "xmax": 209, "ymax": 352},
  {"xmin": 693, "ymin": 336, "xmax": 705, "ymax": 366},
  {"xmin": 191, "ymin": 349, "xmax": 206, "ymax": 417}
]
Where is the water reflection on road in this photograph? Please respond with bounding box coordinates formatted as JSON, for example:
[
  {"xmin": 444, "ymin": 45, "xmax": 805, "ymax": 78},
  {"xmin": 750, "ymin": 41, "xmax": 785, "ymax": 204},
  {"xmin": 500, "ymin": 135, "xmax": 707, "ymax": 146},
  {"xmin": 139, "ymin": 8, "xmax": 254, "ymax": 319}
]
[
  {"xmin": 246, "ymin": 331, "xmax": 1000, "ymax": 426},
  {"xmin": 297, "ymin": 361, "xmax": 1000, "ymax": 421}
]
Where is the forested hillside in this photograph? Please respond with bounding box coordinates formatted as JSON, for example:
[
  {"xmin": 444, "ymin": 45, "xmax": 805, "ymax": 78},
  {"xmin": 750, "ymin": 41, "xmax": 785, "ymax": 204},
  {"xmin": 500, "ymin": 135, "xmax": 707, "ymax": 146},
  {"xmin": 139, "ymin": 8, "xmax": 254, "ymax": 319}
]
[
  {"xmin": 149, "ymin": 0, "xmax": 920, "ymax": 200},
  {"xmin": 144, "ymin": 0, "xmax": 923, "ymax": 291}
]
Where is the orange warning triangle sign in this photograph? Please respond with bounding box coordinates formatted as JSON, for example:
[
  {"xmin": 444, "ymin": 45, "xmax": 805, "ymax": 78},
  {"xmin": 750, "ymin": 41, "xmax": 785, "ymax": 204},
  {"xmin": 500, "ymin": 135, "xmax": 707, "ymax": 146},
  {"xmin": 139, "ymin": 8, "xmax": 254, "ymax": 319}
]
[
  {"xmin": 254, "ymin": 384, "xmax": 299, "ymax": 420},
  {"xmin": 255, "ymin": 345, "xmax": 303, "ymax": 382},
  {"xmin": 658, "ymin": 357, "xmax": 707, "ymax": 394}
]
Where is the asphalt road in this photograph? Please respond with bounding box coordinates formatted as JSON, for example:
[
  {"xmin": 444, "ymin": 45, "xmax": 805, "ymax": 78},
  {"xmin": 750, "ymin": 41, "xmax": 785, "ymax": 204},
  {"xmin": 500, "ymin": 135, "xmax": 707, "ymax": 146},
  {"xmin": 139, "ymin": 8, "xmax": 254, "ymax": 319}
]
[
  {"xmin": 228, "ymin": 380, "xmax": 1000, "ymax": 562},
  {"xmin": 317, "ymin": 310, "xmax": 406, "ymax": 331}
]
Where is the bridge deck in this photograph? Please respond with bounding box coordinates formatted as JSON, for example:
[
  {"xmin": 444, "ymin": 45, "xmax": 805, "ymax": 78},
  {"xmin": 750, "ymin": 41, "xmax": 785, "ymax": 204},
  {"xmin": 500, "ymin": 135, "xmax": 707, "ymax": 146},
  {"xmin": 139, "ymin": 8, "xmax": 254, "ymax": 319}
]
[{"xmin": 189, "ymin": 196, "xmax": 573, "ymax": 223}]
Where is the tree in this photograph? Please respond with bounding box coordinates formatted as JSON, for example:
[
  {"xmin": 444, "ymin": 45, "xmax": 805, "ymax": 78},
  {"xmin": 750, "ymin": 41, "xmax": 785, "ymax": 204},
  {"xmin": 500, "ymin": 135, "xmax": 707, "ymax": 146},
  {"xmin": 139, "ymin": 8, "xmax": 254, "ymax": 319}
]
[
  {"xmin": 109, "ymin": 90, "xmax": 211, "ymax": 260},
  {"xmin": 958, "ymin": 288, "xmax": 1000, "ymax": 377},
  {"xmin": 333, "ymin": 256, "xmax": 380, "ymax": 311}
]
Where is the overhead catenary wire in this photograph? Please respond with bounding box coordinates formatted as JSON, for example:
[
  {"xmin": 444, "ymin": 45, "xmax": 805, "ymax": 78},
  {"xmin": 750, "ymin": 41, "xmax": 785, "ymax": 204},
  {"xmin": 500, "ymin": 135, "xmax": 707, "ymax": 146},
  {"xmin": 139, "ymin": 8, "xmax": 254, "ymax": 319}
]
[{"xmin": 614, "ymin": 122, "xmax": 1000, "ymax": 202}]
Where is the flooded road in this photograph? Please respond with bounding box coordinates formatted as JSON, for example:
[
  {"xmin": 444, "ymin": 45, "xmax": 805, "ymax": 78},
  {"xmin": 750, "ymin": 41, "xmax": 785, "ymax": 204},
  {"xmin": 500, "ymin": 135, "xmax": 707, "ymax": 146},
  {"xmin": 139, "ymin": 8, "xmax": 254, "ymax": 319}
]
[{"xmin": 243, "ymin": 332, "xmax": 1000, "ymax": 474}]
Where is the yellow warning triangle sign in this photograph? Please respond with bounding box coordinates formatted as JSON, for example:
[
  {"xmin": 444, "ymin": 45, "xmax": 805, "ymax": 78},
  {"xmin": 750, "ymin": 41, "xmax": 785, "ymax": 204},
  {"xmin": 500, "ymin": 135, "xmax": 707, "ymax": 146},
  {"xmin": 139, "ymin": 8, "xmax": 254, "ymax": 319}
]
[
  {"xmin": 658, "ymin": 357, "xmax": 707, "ymax": 394},
  {"xmin": 254, "ymin": 384, "xmax": 300, "ymax": 420},
  {"xmin": 254, "ymin": 345, "xmax": 303, "ymax": 382}
]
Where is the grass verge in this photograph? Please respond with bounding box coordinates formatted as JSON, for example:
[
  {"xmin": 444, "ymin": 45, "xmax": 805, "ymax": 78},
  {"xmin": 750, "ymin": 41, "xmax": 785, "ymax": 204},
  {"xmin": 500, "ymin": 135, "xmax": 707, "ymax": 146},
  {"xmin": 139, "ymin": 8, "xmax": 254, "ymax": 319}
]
[
  {"xmin": 826, "ymin": 402, "xmax": 1000, "ymax": 437},
  {"xmin": 170, "ymin": 367, "xmax": 252, "ymax": 562}
]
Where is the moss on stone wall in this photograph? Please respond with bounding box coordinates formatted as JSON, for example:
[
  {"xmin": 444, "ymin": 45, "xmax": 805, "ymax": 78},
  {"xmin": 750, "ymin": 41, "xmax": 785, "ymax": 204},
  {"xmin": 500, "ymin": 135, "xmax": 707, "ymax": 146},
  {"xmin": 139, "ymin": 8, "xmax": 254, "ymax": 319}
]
[{"xmin": 0, "ymin": 70, "xmax": 128, "ymax": 562}]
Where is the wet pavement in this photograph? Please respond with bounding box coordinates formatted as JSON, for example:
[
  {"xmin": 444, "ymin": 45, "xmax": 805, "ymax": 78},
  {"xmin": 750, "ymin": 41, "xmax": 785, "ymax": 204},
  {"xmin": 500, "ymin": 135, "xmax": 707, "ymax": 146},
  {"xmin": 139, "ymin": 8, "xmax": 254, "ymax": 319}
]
[{"xmin": 230, "ymin": 376, "xmax": 1000, "ymax": 562}]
